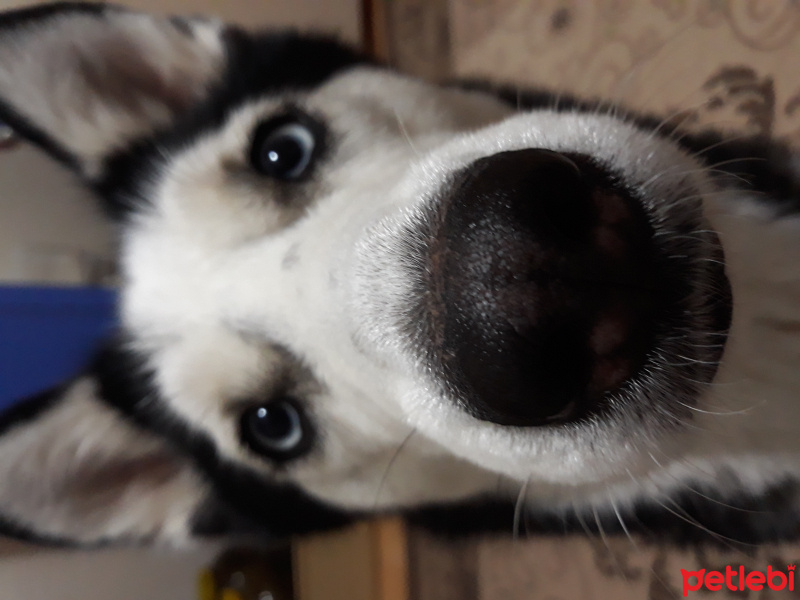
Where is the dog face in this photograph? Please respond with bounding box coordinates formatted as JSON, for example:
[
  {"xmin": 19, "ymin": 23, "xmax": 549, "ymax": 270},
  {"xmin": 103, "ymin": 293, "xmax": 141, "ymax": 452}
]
[{"xmin": 1, "ymin": 3, "xmax": 799, "ymax": 546}]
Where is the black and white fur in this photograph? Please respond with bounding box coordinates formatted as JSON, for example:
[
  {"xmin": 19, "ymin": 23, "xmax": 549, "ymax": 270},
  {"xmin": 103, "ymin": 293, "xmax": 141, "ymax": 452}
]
[{"xmin": 1, "ymin": 2, "xmax": 799, "ymax": 547}]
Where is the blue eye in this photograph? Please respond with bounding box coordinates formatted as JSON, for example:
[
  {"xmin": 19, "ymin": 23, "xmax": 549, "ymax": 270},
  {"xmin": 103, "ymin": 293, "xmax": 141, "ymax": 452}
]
[
  {"xmin": 240, "ymin": 397, "xmax": 310, "ymax": 461},
  {"xmin": 250, "ymin": 118, "xmax": 317, "ymax": 180},
  {"xmin": 0, "ymin": 120, "xmax": 17, "ymax": 149}
]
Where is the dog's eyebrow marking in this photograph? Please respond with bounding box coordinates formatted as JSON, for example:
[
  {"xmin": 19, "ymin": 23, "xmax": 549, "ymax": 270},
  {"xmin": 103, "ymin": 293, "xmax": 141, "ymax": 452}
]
[
  {"xmin": 168, "ymin": 16, "xmax": 195, "ymax": 38},
  {"xmin": 282, "ymin": 243, "xmax": 300, "ymax": 270}
]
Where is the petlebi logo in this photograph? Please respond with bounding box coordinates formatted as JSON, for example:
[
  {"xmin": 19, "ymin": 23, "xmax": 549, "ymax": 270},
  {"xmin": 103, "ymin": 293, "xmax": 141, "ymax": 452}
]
[{"xmin": 681, "ymin": 564, "xmax": 795, "ymax": 596}]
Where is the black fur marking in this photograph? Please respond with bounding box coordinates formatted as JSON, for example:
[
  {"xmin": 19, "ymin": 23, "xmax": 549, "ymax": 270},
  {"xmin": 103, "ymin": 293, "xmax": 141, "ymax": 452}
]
[
  {"xmin": 0, "ymin": 385, "xmax": 66, "ymax": 437},
  {"xmin": 613, "ymin": 481, "xmax": 800, "ymax": 546},
  {"xmin": 168, "ymin": 15, "xmax": 194, "ymax": 37},
  {"xmin": 0, "ymin": 509, "xmax": 135, "ymax": 548},
  {"xmin": 0, "ymin": 2, "xmax": 108, "ymax": 29},
  {"xmin": 0, "ymin": 98, "xmax": 78, "ymax": 170},
  {"xmin": 0, "ymin": 513, "xmax": 80, "ymax": 548},
  {"xmin": 91, "ymin": 340, "xmax": 355, "ymax": 537},
  {"xmin": 410, "ymin": 481, "xmax": 800, "ymax": 547},
  {"xmin": 216, "ymin": 30, "xmax": 370, "ymax": 112},
  {"xmin": 407, "ymin": 498, "xmax": 518, "ymax": 536},
  {"xmin": 90, "ymin": 137, "xmax": 162, "ymax": 220},
  {"xmin": 678, "ymin": 132, "xmax": 800, "ymax": 216},
  {"xmin": 190, "ymin": 496, "xmax": 282, "ymax": 539}
]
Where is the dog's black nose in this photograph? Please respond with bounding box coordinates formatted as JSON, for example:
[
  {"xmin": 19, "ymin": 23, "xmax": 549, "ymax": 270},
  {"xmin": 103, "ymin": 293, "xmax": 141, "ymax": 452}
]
[{"xmin": 429, "ymin": 149, "xmax": 665, "ymax": 426}]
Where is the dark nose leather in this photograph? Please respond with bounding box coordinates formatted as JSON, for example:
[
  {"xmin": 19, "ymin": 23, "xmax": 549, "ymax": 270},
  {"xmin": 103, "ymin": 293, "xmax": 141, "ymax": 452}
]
[{"xmin": 430, "ymin": 149, "xmax": 665, "ymax": 426}]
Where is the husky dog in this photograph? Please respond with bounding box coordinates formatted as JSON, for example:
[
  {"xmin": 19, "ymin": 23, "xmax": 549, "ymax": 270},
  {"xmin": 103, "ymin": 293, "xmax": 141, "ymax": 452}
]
[{"xmin": 1, "ymin": 2, "xmax": 799, "ymax": 547}]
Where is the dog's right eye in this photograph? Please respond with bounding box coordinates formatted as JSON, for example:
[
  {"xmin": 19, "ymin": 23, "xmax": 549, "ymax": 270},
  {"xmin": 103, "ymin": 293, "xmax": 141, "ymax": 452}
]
[
  {"xmin": 249, "ymin": 116, "xmax": 317, "ymax": 180},
  {"xmin": 240, "ymin": 397, "xmax": 311, "ymax": 461}
]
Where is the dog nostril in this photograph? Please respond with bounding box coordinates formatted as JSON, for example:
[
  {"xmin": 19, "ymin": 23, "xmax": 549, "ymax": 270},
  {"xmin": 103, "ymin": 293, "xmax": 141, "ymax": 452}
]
[{"xmin": 430, "ymin": 149, "xmax": 662, "ymax": 427}]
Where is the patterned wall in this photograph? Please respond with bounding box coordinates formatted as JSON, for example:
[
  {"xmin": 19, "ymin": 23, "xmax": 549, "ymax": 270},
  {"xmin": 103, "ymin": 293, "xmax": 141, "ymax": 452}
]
[{"xmin": 385, "ymin": 0, "xmax": 800, "ymax": 144}]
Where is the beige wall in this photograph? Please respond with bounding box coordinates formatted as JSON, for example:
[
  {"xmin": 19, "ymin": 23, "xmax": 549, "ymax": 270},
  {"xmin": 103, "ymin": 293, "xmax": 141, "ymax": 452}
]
[
  {"xmin": 0, "ymin": 0, "xmax": 361, "ymax": 40},
  {"xmin": 0, "ymin": 147, "xmax": 115, "ymax": 284},
  {"xmin": 0, "ymin": 544, "xmax": 221, "ymax": 600}
]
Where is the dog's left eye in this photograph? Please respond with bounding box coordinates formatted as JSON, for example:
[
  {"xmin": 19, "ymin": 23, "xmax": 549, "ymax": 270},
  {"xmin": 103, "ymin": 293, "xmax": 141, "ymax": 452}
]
[
  {"xmin": 250, "ymin": 117, "xmax": 317, "ymax": 180},
  {"xmin": 240, "ymin": 397, "xmax": 310, "ymax": 461}
]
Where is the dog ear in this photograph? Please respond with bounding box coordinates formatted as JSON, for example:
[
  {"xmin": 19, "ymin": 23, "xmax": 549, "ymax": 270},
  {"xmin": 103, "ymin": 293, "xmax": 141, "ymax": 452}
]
[
  {"xmin": 0, "ymin": 369, "xmax": 219, "ymax": 545},
  {"xmin": 0, "ymin": 3, "xmax": 227, "ymax": 175}
]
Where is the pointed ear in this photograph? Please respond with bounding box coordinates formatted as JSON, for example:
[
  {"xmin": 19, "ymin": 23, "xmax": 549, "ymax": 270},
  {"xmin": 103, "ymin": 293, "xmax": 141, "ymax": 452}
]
[
  {"xmin": 0, "ymin": 3, "xmax": 227, "ymax": 174},
  {"xmin": 0, "ymin": 374, "xmax": 214, "ymax": 545}
]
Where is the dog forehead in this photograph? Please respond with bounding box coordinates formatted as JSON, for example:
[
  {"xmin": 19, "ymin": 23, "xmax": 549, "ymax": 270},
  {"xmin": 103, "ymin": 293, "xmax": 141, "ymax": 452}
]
[{"xmin": 304, "ymin": 66, "xmax": 514, "ymax": 132}]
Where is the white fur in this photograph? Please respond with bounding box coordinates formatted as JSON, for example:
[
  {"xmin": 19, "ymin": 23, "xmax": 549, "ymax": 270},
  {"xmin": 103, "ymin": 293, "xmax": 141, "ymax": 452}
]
[{"xmin": 119, "ymin": 67, "xmax": 800, "ymax": 516}]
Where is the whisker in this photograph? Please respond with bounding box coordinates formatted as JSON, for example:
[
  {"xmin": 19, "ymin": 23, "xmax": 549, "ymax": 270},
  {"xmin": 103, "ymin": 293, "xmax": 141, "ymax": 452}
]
[
  {"xmin": 624, "ymin": 468, "xmax": 754, "ymax": 552},
  {"xmin": 639, "ymin": 165, "xmax": 753, "ymax": 190},
  {"xmin": 648, "ymin": 98, "xmax": 712, "ymax": 141},
  {"xmin": 644, "ymin": 446, "xmax": 721, "ymax": 481},
  {"xmin": 543, "ymin": 86, "xmax": 566, "ymax": 113},
  {"xmin": 656, "ymin": 495, "xmax": 756, "ymax": 550},
  {"xmin": 592, "ymin": 503, "xmax": 631, "ymax": 582},
  {"xmin": 392, "ymin": 108, "xmax": 421, "ymax": 158},
  {"xmin": 373, "ymin": 427, "xmax": 417, "ymax": 509},
  {"xmin": 671, "ymin": 397, "xmax": 763, "ymax": 417},
  {"xmin": 672, "ymin": 352, "xmax": 722, "ymax": 366},
  {"xmin": 512, "ymin": 477, "xmax": 530, "ymax": 540},
  {"xmin": 652, "ymin": 403, "xmax": 710, "ymax": 434},
  {"xmin": 688, "ymin": 256, "xmax": 726, "ymax": 266},
  {"xmin": 609, "ymin": 496, "xmax": 638, "ymax": 549},
  {"xmin": 687, "ymin": 132, "xmax": 758, "ymax": 157},
  {"xmin": 646, "ymin": 451, "xmax": 772, "ymax": 515},
  {"xmin": 704, "ymin": 156, "xmax": 769, "ymax": 170},
  {"xmin": 572, "ymin": 501, "xmax": 598, "ymax": 544}
]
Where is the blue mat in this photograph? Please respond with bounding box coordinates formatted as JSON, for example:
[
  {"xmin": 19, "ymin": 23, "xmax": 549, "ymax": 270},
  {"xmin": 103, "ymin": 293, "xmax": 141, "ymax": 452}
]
[{"xmin": 0, "ymin": 286, "xmax": 118, "ymax": 412}]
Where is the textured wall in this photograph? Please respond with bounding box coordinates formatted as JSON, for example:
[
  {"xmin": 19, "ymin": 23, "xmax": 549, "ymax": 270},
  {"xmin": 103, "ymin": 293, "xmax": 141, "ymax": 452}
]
[{"xmin": 385, "ymin": 0, "xmax": 800, "ymax": 145}]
